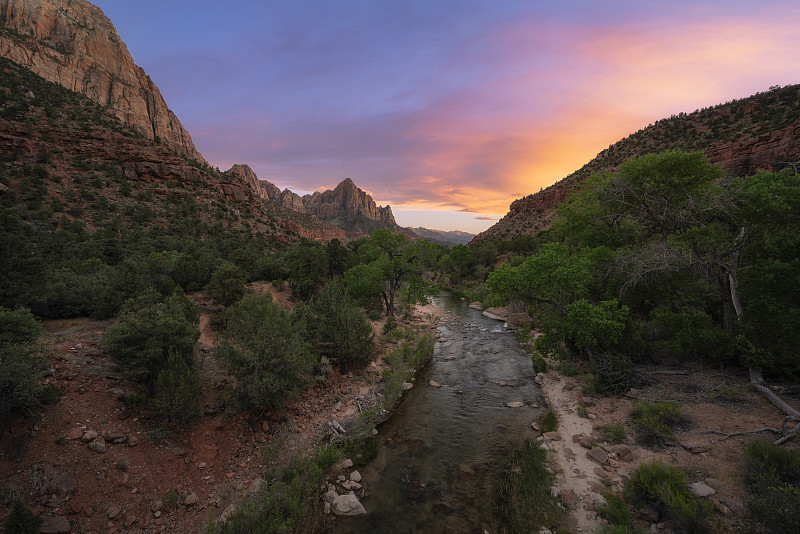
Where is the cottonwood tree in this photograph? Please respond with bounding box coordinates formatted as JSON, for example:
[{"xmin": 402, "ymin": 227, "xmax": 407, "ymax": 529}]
[{"xmin": 344, "ymin": 229, "xmax": 436, "ymax": 317}]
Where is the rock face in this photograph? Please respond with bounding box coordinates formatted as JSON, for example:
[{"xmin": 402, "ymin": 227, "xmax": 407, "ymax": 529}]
[
  {"xmin": 0, "ymin": 0, "xmax": 205, "ymax": 162},
  {"xmin": 303, "ymin": 177, "xmax": 397, "ymax": 228},
  {"xmin": 229, "ymin": 164, "xmax": 280, "ymax": 202}
]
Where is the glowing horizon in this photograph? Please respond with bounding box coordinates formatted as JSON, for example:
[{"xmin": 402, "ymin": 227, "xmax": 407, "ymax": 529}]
[{"xmin": 92, "ymin": 0, "xmax": 800, "ymax": 233}]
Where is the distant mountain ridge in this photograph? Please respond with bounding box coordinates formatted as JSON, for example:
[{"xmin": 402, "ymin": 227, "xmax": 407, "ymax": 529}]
[
  {"xmin": 410, "ymin": 227, "xmax": 475, "ymax": 246},
  {"xmin": 473, "ymin": 85, "xmax": 800, "ymax": 243}
]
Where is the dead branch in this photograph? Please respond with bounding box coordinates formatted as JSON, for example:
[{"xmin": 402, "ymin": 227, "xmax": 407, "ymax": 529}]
[{"xmin": 702, "ymin": 427, "xmax": 783, "ymax": 442}]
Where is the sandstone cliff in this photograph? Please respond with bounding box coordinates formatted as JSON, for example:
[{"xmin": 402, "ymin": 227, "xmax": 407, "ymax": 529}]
[
  {"xmin": 0, "ymin": 0, "xmax": 205, "ymax": 162},
  {"xmin": 473, "ymin": 85, "xmax": 800, "ymax": 243},
  {"xmin": 303, "ymin": 178, "xmax": 396, "ymax": 225}
]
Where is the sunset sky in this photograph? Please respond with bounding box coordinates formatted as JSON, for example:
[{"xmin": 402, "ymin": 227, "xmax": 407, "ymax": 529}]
[{"xmin": 92, "ymin": 0, "xmax": 800, "ymax": 233}]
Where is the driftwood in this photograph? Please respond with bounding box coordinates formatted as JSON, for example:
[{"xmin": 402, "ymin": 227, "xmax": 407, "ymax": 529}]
[{"xmin": 703, "ymin": 427, "xmax": 783, "ymax": 442}]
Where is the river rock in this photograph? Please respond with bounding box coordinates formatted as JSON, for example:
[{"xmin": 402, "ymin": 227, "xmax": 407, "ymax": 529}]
[
  {"xmin": 587, "ymin": 447, "xmax": 608, "ymax": 464},
  {"xmin": 341, "ymin": 459, "xmax": 354, "ymax": 469},
  {"xmin": 506, "ymin": 401, "xmax": 525, "ymax": 408},
  {"xmin": 482, "ymin": 307, "xmax": 507, "ymax": 321},
  {"xmin": 429, "ymin": 380, "xmax": 441, "ymax": 388},
  {"xmin": 350, "ymin": 470, "xmax": 362, "ymax": 482},
  {"xmin": 544, "ymin": 431, "xmax": 561, "ymax": 441},
  {"xmin": 331, "ymin": 493, "xmax": 367, "ymax": 516},
  {"xmin": 401, "ymin": 382, "xmax": 413, "ymax": 391},
  {"xmin": 469, "ymin": 301, "xmax": 482, "ymax": 310}
]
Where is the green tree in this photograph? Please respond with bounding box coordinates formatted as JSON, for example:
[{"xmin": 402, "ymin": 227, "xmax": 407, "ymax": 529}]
[
  {"xmin": 285, "ymin": 240, "xmax": 329, "ymax": 300},
  {"xmin": 104, "ymin": 288, "xmax": 200, "ymax": 391},
  {"xmin": 152, "ymin": 349, "xmax": 202, "ymax": 424},
  {"xmin": 214, "ymin": 293, "xmax": 314, "ymax": 412},
  {"xmin": 307, "ymin": 278, "xmax": 374, "ymax": 371},
  {"xmin": 344, "ymin": 229, "xmax": 435, "ymax": 317},
  {"xmin": 0, "ymin": 307, "xmax": 44, "ymax": 425},
  {"xmin": 206, "ymin": 260, "xmax": 246, "ymax": 306}
]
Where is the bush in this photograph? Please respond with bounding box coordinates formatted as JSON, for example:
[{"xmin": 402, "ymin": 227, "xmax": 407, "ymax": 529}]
[
  {"xmin": 308, "ymin": 278, "xmax": 374, "ymax": 371},
  {"xmin": 314, "ymin": 445, "xmax": 342, "ymax": 470},
  {"xmin": 4, "ymin": 499, "xmax": 42, "ymax": 534},
  {"xmin": 540, "ymin": 410, "xmax": 558, "ymax": 433},
  {"xmin": 744, "ymin": 440, "xmax": 800, "ymax": 533},
  {"xmin": 0, "ymin": 307, "xmax": 41, "ymax": 345},
  {"xmin": 152, "ymin": 349, "xmax": 202, "ymax": 425},
  {"xmin": 624, "ymin": 462, "xmax": 711, "ymax": 532},
  {"xmin": 630, "ymin": 401, "xmax": 688, "ymax": 448},
  {"xmin": 597, "ymin": 492, "xmax": 632, "ymax": 527},
  {"xmin": 214, "ymin": 293, "xmax": 314, "ymax": 412},
  {"xmin": 597, "ymin": 423, "xmax": 627, "ymax": 444},
  {"xmin": 496, "ymin": 440, "xmax": 561, "ymax": 533},
  {"xmin": 206, "ymin": 260, "xmax": 246, "ymax": 306},
  {"xmin": 104, "ymin": 288, "xmax": 199, "ymax": 391}
]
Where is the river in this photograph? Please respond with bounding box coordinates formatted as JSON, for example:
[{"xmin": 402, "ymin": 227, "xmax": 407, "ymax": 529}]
[{"xmin": 333, "ymin": 293, "xmax": 544, "ymax": 534}]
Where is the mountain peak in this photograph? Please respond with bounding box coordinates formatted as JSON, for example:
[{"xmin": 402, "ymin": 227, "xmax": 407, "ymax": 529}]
[{"xmin": 0, "ymin": 0, "xmax": 205, "ymax": 162}]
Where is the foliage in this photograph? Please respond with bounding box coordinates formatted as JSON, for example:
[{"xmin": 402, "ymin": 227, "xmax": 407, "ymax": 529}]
[
  {"xmin": 744, "ymin": 440, "xmax": 800, "ymax": 533},
  {"xmin": 214, "ymin": 293, "xmax": 314, "ymax": 413},
  {"xmin": 152, "ymin": 349, "xmax": 203, "ymax": 424},
  {"xmin": 630, "ymin": 401, "xmax": 688, "ymax": 448},
  {"xmin": 0, "ymin": 308, "xmax": 45, "ymax": 426},
  {"xmin": 313, "ymin": 445, "xmax": 342, "ymax": 471},
  {"xmin": 596, "ymin": 423, "xmax": 627, "ymax": 444},
  {"xmin": 624, "ymin": 462, "xmax": 711, "ymax": 532},
  {"xmin": 4, "ymin": 499, "xmax": 43, "ymax": 534},
  {"xmin": 206, "ymin": 260, "xmax": 246, "ymax": 306},
  {"xmin": 344, "ymin": 229, "xmax": 436, "ymax": 317},
  {"xmin": 206, "ymin": 454, "xmax": 323, "ymax": 534},
  {"xmin": 103, "ymin": 288, "xmax": 200, "ymax": 392},
  {"xmin": 597, "ymin": 492, "xmax": 632, "ymax": 527},
  {"xmin": 540, "ymin": 410, "xmax": 558, "ymax": 433},
  {"xmin": 285, "ymin": 240, "xmax": 329, "ymax": 300},
  {"xmin": 305, "ymin": 278, "xmax": 374, "ymax": 371},
  {"xmin": 496, "ymin": 440, "xmax": 562, "ymax": 533},
  {"xmin": 0, "ymin": 307, "xmax": 42, "ymax": 345}
]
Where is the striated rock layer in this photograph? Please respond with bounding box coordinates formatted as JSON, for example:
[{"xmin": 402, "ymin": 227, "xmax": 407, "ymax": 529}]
[
  {"xmin": 0, "ymin": 0, "xmax": 205, "ymax": 162},
  {"xmin": 303, "ymin": 177, "xmax": 396, "ymax": 226}
]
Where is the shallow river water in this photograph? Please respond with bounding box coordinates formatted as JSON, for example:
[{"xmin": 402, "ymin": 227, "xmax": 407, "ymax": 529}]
[{"xmin": 333, "ymin": 293, "xmax": 543, "ymax": 534}]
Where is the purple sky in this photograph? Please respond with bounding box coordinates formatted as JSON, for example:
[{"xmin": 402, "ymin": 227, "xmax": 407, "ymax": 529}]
[{"xmin": 92, "ymin": 0, "xmax": 800, "ymax": 232}]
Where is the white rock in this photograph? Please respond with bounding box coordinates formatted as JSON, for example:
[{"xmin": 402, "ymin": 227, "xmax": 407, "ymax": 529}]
[
  {"xmin": 350, "ymin": 470, "xmax": 362, "ymax": 483},
  {"xmin": 688, "ymin": 481, "xmax": 716, "ymax": 498},
  {"xmin": 331, "ymin": 493, "xmax": 367, "ymax": 516},
  {"xmin": 506, "ymin": 401, "xmax": 525, "ymax": 408},
  {"xmin": 341, "ymin": 459, "xmax": 354, "ymax": 469},
  {"xmin": 429, "ymin": 380, "xmax": 441, "ymax": 388},
  {"xmin": 402, "ymin": 382, "xmax": 414, "ymax": 391}
]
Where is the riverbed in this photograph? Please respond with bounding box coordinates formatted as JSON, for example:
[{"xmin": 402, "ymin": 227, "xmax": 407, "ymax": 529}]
[{"xmin": 333, "ymin": 293, "xmax": 544, "ymax": 533}]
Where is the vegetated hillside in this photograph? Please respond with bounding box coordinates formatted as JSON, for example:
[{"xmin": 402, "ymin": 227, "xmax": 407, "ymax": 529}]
[
  {"xmin": 473, "ymin": 85, "xmax": 800, "ymax": 243},
  {"xmin": 0, "ymin": 0, "xmax": 204, "ymax": 162},
  {"xmin": 409, "ymin": 227, "xmax": 475, "ymax": 246},
  {"xmin": 0, "ymin": 56, "xmax": 350, "ymax": 242}
]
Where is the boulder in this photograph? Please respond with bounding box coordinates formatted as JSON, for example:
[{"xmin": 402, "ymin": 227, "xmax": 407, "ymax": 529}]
[
  {"xmin": 331, "ymin": 493, "xmax": 367, "ymax": 516},
  {"xmin": 687, "ymin": 481, "xmax": 716, "ymax": 498},
  {"xmin": 468, "ymin": 301, "xmax": 482, "ymax": 310},
  {"xmin": 482, "ymin": 307, "xmax": 508, "ymax": 321},
  {"xmin": 586, "ymin": 447, "xmax": 608, "ymax": 465},
  {"xmin": 350, "ymin": 470, "xmax": 362, "ymax": 483}
]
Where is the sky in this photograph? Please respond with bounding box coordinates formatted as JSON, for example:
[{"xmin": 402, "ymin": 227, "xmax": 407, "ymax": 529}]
[{"xmin": 91, "ymin": 0, "xmax": 800, "ymax": 233}]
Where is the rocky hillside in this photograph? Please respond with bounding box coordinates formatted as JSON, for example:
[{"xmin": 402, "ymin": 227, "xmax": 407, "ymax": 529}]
[
  {"xmin": 0, "ymin": 0, "xmax": 204, "ymax": 162},
  {"xmin": 0, "ymin": 56, "xmax": 351, "ymax": 242},
  {"xmin": 473, "ymin": 85, "xmax": 800, "ymax": 243},
  {"xmin": 409, "ymin": 227, "xmax": 475, "ymax": 246}
]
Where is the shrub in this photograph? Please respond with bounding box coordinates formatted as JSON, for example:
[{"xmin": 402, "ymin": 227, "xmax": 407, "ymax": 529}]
[
  {"xmin": 206, "ymin": 260, "xmax": 246, "ymax": 306},
  {"xmin": 630, "ymin": 401, "xmax": 688, "ymax": 448},
  {"xmin": 4, "ymin": 499, "xmax": 42, "ymax": 534},
  {"xmin": 597, "ymin": 423, "xmax": 627, "ymax": 444},
  {"xmin": 496, "ymin": 440, "xmax": 561, "ymax": 533},
  {"xmin": 104, "ymin": 288, "xmax": 199, "ymax": 391},
  {"xmin": 540, "ymin": 410, "xmax": 558, "ymax": 433},
  {"xmin": 0, "ymin": 344, "xmax": 43, "ymax": 426},
  {"xmin": 624, "ymin": 462, "xmax": 711, "ymax": 532},
  {"xmin": 214, "ymin": 293, "xmax": 314, "ymax": 412},
  {"xmin": 744, "ymin": 440, "xmax": 800, "ymax": 533},
  {"xmin": 314, "ymin": 445, "xmax": 342, "ymax": 471},
  {"xmin": 0, "ymin": 307, "xmax": 41, "ymax": 345},
  {"xmin": 308, "ymin": 278, "xmax": 374, "ymax": 371},
  {"xmin": 597, "ymin": 492, "xmax": 631, "ymax": 527},
  {"xmin": 152, "ymin": 349, "xmax": 202, "ymax": 424}
]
